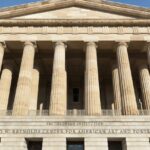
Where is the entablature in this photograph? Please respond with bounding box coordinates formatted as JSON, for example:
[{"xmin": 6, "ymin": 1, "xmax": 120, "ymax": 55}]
[{"xmin": 0, "ymin": 25, "xmax": 150, "ymax": 35}]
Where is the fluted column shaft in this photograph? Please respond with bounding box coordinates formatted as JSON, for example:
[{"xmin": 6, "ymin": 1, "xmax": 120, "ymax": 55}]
[
  {"xmin": 147, "ymin": 43, "xmax": 150, "ymax": 69},
  {"xmin": 13, "ymin": 41, "xmax": 35, "ymax": 116},
  {"xmin": 139, "ymin": 65, "xmax": 150, "ymax": 110},
  {"xmin": 112, "ymin": 64, "xmax": 121, "ymax": 111},
  {"xmin": 85, "ymin": 42, "xmax": 101, "ymax": 115},
  {"xmin": 29, "ymin": 68, "xmax": 39, "ymax": 113},
  {"xmin": 0, "ymin": 66, "xmax": 12, "ymax": 115},
  {"xmin": 117, "ymin": 42, "xmax": 138, "ymax": 115},
  {"xmin": 49, "ymin": 41, "xmax": 67, "ymax": 115},
  {"xmin": 0, "ymin": 43, "xmax": 5, "ymax": 73}
]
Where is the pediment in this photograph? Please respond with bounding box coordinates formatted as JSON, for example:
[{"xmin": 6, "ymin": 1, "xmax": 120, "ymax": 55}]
[
  {"xmin": 0, "ymin": 0, "xmax": 150, "ymax": 19},
  {"xmin": 13, "ymin": 7, "xmax": 135, "ymax": 19}
]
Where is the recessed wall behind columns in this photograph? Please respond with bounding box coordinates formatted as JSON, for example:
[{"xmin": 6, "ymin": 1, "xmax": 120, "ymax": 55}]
[
  {"xmin": 37, "ymin": 76, "xmax": 51, "ymax": 110},
  {"xmin": 66, "ymin": 44, "xmax": 85, "ymax": 110},
  {"xmin": 129, "ymin": 53, "xmax": 148, "ymax": 110}
]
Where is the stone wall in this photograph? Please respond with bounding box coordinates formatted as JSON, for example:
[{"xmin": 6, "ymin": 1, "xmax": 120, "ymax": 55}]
[{"xmin": 0, "ymin": 116, "xmax": 149, "ymax": 150}]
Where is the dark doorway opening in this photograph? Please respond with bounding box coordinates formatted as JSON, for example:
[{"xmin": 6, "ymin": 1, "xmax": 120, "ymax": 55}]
[
  {"xmin": 72, "ymin": 88, "xmax": 80, "ymax": 102},
  {"xmin": 108, "ymin": 139, "xmax": 125, "ymax": 150},
  {"xmin": 26, "ymin": 138, "xmax": 42, "ymax": 150},
  {"xmin": 67, "ymin": 139, "xmax": 84, "ymax": 150}
]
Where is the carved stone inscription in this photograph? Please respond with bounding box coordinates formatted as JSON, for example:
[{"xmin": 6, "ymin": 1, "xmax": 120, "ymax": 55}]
[
  {"xmin": 0, "ymin": 121, "xmax": 150, "ymax": 135},
  {"xmin": 0, "ymin": 129, "xmax": 150, "ymax": 135}
]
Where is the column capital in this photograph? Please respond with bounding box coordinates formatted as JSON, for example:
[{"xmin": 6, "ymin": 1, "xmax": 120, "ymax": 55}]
[
  {"xmin": 143, "ymin": 42, "xmax": 150, "ymax": 52},
  {"xmin": 24, "ymin": 41, "xmax": 37, "ymax": 52},
  {"xmin": 138, "ymin": 62, "xmax": 148, "ymax": 70},
  {"xmin": 0, "ymin": 41, "xmax": 5, "ymax": 47},
  {"xmin": 0, "ymin": 41, "xmax": 7, "ymax": 51},
  {"xmin": 3, "ymin": 62, "xmax": 14, "ymax": 71},
  {"xmin": 111, "ymin": 61, "xmax": 118, "ymax": 70},
  {"xmin": 145, "ymin": 41, "xmax": 150, "ymax": 45},
  {"xmin": 33, "ymin": 65, "xmax": 40, "ymax": 71},
  {"xmin": 84, "ymin": 41, "xmax": 98, "ymax": 52},
  {"xmin": 113, "ymin": 41, "xmax": 129, "ymax": 52},
  {"xmin": 55, "ymin": 41, "xmax": 67, "ymax": 49},
  {"xmin": 117, "ymin": 41, "xmax": 128, "ymax": 48},
  {"xmin": 24, "ymin": 41, "xmax": 34, "ymax": 46},
  {"xmin": 86, "ymin": 41, "xmax": 97, "ymax": 48}
]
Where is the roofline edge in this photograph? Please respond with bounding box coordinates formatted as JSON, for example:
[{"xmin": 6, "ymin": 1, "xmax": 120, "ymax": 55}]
[{"xmin": 0, "ymin": 19, "xmax": 150, "ymax": 26}]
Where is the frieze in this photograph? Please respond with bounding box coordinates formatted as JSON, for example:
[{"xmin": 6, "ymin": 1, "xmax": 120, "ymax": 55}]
[{"xmin": 0, "ymin": 26, "xmax": 149, "ymax": 34}]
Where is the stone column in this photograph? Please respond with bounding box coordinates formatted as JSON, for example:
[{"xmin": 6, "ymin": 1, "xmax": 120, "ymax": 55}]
[
  {"xmin": 49, "ymin": 41, "xmax": 67, "ymax": 115},
  {"xmin": 29, "ymin": 68, "xmax": 39, "ymax": 115},
  {"xmin": 13, "ymin": 41, "xmax": 35, "ymax": 116},
  {"xmin": 0, "ymin": 43, "xmax": 5, "ymax": 73},
  {"xmin": 112, "ymin": 63, "xmax": 121, "ymax": 111},
  {"xmin": 139, "ymin": 64, "xmax": 150, "ymax": 110},
  {"xmin": 85, "ymin": 42, "xmax": 101, "ymax": 115},
  {"xmin": 146, "ymin": 43, "xmax": 150, "ymax": 69},
  {"xmin": 0, "ymin": 65, "xmax": 12, "ymax": 115},
  {"xmin": 116, "ymin": 42, "xmax": 138, "ymax": 115}
]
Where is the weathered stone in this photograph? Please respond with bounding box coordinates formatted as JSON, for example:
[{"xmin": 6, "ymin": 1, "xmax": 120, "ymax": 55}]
[
  {"xmin": 139, "ymin": 64, "xmax": 150, "ymax": 110},
  {"xmin": 112, "ymin": 63, "xmax": 121, "ymax": 111},
  {"xmin": 0, "ymin": 66, "xmax": 12, "ymax": 115},
  {"xmin": 0, "ymin": 1, "xmax": 149, "ymax": 150},
  {"xmin": 29, "ymin": 68, "xmax": 39, "ymax": 115},
  {"xmin": 146, "ymin": 43, "xmax": 150, "ymax": 69},
  {"xmin": 116, "ymin": 42, "xmax": 138, "ymax": 115},
  {"xmin": 85, "ymin": 42, "xmax": 101, "ymax": 115},
  {"xmin": 0, "ymin": 43, "xmax": 4, "ymax": 73},
  {"xmin": 13, "ymin": 41, "xmax": 35, "ymax": 116},
  {"xmin": 49, "ymin": 41, "xmax": 67, "ymax": 115}
]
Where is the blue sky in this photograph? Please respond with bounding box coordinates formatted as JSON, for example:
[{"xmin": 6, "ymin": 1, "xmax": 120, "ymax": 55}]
[{"xmin": 0, "ymin": 0, "xmax": 149, "ymax": 8}]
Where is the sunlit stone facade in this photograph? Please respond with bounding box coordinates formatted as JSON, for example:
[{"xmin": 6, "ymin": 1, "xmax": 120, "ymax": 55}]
[{"xmin": 0, "ymin": 0, "xmax": 150, "ymax": 150}]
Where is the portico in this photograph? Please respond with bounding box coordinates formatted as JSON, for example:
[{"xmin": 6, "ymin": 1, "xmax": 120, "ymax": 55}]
[
  {"xmin": 0, "ymin": 0, "xmax": 150, "ymax": 150},
  {"xmin": 0, "ymin": 39, "xmax": 149, "ymax": 116}
]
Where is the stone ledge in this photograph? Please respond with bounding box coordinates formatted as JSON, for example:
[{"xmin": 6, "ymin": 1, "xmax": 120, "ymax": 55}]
[
  {"xmin": 0, "ymin": 115, "xmax": 150, "ymax": 121},
  {"xmin": 0, "ymin": 19, "xmax": 150, "ymax": 26}
]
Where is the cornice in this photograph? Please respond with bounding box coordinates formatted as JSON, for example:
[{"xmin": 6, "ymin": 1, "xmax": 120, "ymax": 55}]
[
  {"xmin": 0, "ymin": 0, "xmax": 150, "ymax": 19},
  {"xmin": 0, "ymin": 19, "xmax": 150, "ymax": 27}
]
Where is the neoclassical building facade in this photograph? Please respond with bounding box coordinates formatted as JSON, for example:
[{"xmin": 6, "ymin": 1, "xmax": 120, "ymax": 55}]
[{"xmin": 0, "ymin": 0, "xmax": 150, "ymax": 150}]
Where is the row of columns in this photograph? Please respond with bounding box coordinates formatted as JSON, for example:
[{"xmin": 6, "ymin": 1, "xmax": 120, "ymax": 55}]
[
  {"xmin": 112, "ymin": 42, "xmax": 150, "ymax": 115},
  {"xmin": 0, "ymin": 41, "xmax": 150, "ymax": 116}
]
